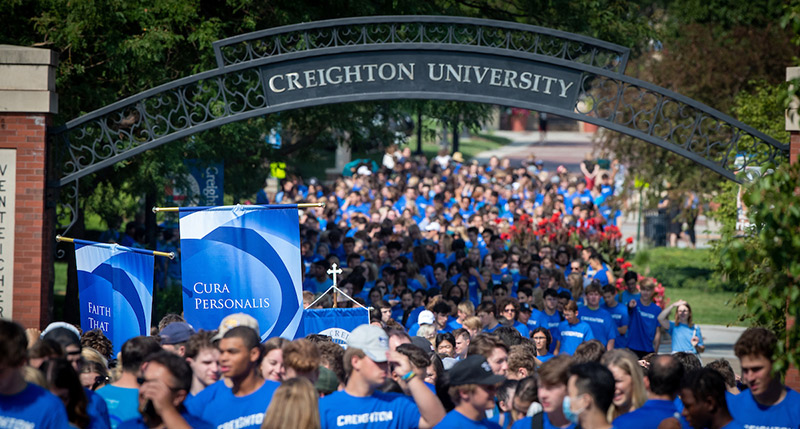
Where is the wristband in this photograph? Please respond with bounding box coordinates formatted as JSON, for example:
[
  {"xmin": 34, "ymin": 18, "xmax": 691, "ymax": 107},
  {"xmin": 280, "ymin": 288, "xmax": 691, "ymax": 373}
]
[{"xmin": 401, "ymin": 371, "xmax": 416, "ymax": 382}]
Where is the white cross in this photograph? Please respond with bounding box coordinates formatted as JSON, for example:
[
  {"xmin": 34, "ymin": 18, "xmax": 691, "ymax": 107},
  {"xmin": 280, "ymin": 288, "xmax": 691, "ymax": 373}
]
[{"xmin": 327, "ymin": 263, "xmax": 343, "ymax": 288}]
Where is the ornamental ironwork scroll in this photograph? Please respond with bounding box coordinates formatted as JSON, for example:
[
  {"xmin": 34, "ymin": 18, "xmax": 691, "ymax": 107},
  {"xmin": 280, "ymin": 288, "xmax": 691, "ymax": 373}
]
[
  {"xmin": 49, "ymin": 16, "xmax": 789, "ymax": 234},
  {"xmin": 212, "ymin": 16, "xmax": 630, "ymax": 74}
]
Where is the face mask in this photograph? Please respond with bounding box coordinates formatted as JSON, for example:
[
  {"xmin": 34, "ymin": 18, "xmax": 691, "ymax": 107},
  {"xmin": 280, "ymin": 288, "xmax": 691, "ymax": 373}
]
[
  {"xmin": 510, "ymin": 269, "xmax": 520, "ymax": 275},
  {"xmin": 562, "ymin": 395, "xmax": 586, "ymax": 425}
]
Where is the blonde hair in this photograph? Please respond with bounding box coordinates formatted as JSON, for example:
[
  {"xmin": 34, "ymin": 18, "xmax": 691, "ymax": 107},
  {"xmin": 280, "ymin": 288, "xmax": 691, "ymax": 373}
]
[
  {"xmin": 457, "ymin": 301, "xmax": 475, "ymax": 318},
  {"xmin": 601, "ymin": 349, "xmax": 648, "ymax": 420},
  {"xmin": 639, "ymin": 278, "xmax": 655, "ymax": 290},
  {"xmin": 567, "ymin": 273, "xmax": 584, "ymax": 300},
  {"xmin": 417, "ymin": 324, "xmax": 436, "ymax": 342},
  {"xmin": 262, "ymin": 377, "xmax": 320, "ymax": 429},
  {"xmin": 81, "ymin": 347, "xmax": 108, "ymax": 369},
  {"xmin": 462, "ymin": 316, "xmax": 482, "ymax": 333},
  {"xmin": 22, "ymin": 365, "xmax": 49, "ymax": 389}
]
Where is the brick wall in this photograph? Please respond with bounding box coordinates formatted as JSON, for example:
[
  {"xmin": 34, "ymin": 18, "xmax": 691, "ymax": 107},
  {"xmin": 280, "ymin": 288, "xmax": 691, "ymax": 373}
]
[{"xmin": 0, "ymin": 112, "xmax": 53, "ymax": 329}]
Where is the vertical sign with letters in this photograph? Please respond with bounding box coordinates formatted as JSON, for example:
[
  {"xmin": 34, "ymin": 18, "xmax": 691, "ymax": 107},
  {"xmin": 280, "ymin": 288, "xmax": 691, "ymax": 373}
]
[{"xmin": 0, "ymin": 149, "xmax": 15, "ymax": 319}]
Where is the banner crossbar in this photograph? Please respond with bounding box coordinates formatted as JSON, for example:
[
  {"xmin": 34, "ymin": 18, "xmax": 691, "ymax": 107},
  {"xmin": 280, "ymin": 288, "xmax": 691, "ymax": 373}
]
[
  {"xmin": 307, "ymin": 285, "xmax": 370, "ymax": 314},
  {"xmin": 56, "ymin": 235, "xmax": 176, "ymax": 259},
  {"xmin": 152, "ymin": 202, "xmax": 325, "ymax": 213}
]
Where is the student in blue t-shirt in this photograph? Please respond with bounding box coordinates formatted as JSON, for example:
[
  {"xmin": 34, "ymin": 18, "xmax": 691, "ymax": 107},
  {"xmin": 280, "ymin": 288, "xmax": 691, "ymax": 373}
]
[
  {"xmin": 0, "ymin": 320, "xmax": 71, "ymax": 429},
  {"xmin": 585, "ymin": 252, "xmax": 613, "ymax": 286},
  {"xmin": 556, "ymin": 300, "xmax": 595, "ymax": 356},
  {"xmin": 728, "ymin": 327, "xmax": 800, "ymax": 429},
  {"xmin": 565, "ymin": 362, "xmax": 617, "ymax": 429},
  {"xmin": 524, "ymin": 305, "xmax": 549, "ymax": 332},
  {"xmin": 579, "ymin": 282, "xmax": 617, "ymax": 349},
  {"xmin": 319, "ymin": 324, "xmax": 445, "ymax": 428},
  {"xmin": 38, "ymin": 358, "xmax": 110, "ymax": 429},
  {"xmin": 434, "ymin": 355, "xmax": 505, "ymax": 428},
  {"xmin": 497, "ymin": 297, "xmax": 530, "ymax": 338},
  {"xmin": 680, "ymin": 368, "xmax": 745, "ymax": 429},
  {"xmin": 657, "ymin": 299, "xmax": 705, "ymax": 354},
  {"xmin": 531, "ymin": 327, "xmax": 555, "ymax": 366},
  {"xmin": 118, "ymin": 351, "xmax": 213, "ymax": 429},
  {"xmin": 303, "ymin": 261, "xmax": 334, "ymax": 294},
  {"xmin": 619, "ymin": 271, "xmax": 641, "ymax": 306},
  {"xmin": 601, "ymin": 284, "xmax": 629, "ymax": 349},
  {"xmin": 541, "ymin": 289, "xmax": 564, "ymax": 353},
  {"xmin": 185, "ymin": 322, "xmax": 279, "ymax": 429},
  {"xmin": 477, "ymin": 302, "xmax": 502, "ymax": 333},
  {"xmin": 625, "ymin": 279, "xmax": 661, "ymax": 359},
  {"xmin": 98, "ymin": 336, "xmax": 163, "ymax": 428},
  {"xmin": 613, "ymin": 355, "xmax": 683, "ymax": 429},
  {"xmin": 512, "ymin": 355, "xmax": 577, "ymax": 429}
]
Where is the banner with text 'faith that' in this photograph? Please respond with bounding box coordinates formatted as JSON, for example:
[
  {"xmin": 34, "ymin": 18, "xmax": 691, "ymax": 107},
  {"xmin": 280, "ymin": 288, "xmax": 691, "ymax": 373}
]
[
  {"xmin": 179, "ymin": 205, "xmax": 303, "ymax": 340},
  {"xmin": 76, "ymin": 243, "xmax": 154, "ymax": 355}
]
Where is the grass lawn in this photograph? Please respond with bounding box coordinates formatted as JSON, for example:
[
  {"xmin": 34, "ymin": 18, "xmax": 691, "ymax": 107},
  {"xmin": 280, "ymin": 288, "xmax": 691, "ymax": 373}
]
[
  {"xmin": 54, "ymin": 261, "xmax": 67, "ymax": 321},
  {"xmin": 416, "ymin": 132, "xmax": 511, "ymax": 161},
  {"xmin": 633, "ymin": 247, "xmax": 721, "ymax": 290},
  {"xmin": 663, "ymin": 287, "xmax": 744, "ymax": 326},
  {"xmin": 633, "ymin": 247, "xmax": 744, "ymax": 326}
]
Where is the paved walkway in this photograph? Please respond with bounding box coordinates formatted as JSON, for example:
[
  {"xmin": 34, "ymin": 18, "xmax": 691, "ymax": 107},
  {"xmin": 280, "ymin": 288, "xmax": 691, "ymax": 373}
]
[
  {"xmin": 474, "ymin": 129, "xmax": 741, "ymax": 370},
  {"xmin": 474, "ymin": 130, "xmax": 593, "ymax": 172},
  {"xmin": 660, "ymin": 324, "xmax": 746, "ymax": 373}
]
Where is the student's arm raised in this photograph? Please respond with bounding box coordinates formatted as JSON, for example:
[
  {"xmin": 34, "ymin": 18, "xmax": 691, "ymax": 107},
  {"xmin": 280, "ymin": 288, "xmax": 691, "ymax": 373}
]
[
  {"xmin": 387, "ymin": 350, "xmax": 445, "ymax": 428},
  {"xmin": 657, "ymin": 300, "xmax": 684, "ymax": 330}
]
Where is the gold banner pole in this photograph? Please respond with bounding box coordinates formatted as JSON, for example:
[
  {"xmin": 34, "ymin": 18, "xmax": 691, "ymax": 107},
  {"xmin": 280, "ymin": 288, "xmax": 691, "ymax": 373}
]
[
  {"xmin": 56, "ymin": 235, "xmax": 176, "ymax": 259},
  {"xmin": 152, "ymin": 202, "xmax": 325, "ymax": 213}
]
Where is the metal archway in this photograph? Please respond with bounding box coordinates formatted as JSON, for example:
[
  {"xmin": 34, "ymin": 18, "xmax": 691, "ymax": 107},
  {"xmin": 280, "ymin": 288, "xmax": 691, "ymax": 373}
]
[{"xmin": 50, "ymin": 16, "xmax": 789, "ymax": 232}]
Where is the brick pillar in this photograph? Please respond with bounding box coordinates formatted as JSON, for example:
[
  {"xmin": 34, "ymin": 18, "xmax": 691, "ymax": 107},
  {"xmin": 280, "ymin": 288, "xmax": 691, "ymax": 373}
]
[
  {"xmin": 0, "ymin": 45, "xmax": 58, "ymax": 329},
  {"xmin": 786, "ymin": 67, "xmax": 800, "ymax": 390}
]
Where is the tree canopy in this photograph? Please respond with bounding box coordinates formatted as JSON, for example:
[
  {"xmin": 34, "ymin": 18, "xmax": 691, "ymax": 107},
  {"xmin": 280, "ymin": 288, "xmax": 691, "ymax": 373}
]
[
  {"xmin": 0, "ymin": 0, "xmax": 659, "ymax": 228},
  {"xmin": 594, "ymin": 0, "xmax": 797, "ymax": 210}
]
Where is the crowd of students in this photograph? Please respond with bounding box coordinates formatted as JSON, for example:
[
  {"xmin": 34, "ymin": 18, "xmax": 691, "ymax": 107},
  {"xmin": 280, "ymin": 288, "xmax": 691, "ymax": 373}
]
[
  {"xmin": 3, "ymin": 313, "xmax": 799, "ymax": 429},
  {"xmin": 3, "ymin": 149, "xmax": 798, "ymax": 428}
]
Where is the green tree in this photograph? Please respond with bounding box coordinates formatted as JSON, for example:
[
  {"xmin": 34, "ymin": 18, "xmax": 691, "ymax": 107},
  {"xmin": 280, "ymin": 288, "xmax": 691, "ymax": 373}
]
[
  {"xmin": 716, "ymin": 159, "xmax": 800, "ymax": 375},
  {"xmin": 708, "ymin": 81, "xmax": 790, "ymax": 288},
  {"xmin": 1, "ymin": 0, "xmax": 655, "ymax": 321},
  {"xmin": 0, "ymin": 0, "xmax": 658, "ymax": 222},
  {"xmin": 595, "ymin": 0, "xmax": 797, "ymax": 211}
]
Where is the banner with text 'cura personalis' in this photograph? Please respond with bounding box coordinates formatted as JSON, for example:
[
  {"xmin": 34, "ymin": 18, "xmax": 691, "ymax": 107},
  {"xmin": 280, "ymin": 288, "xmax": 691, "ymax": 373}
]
[
  {"xmin": 179, "ymin": 204, "xmax": 303, "ymax": 341},
  {"xmin": 76, "ymin": 243, "xmax": 154, "ymax": 356}
]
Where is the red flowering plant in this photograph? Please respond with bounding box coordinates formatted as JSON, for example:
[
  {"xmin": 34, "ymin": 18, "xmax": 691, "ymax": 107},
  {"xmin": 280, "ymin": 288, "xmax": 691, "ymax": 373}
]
[
  {"xmin": 503, "ymin": 211, "xmax": 667, "ymax": 307},
  {"xmin": 510, "ymin": 108, "xmax": 531, "ymax": 118}
]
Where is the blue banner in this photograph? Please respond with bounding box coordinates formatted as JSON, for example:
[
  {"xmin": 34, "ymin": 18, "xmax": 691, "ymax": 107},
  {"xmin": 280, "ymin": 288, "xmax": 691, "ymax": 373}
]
[
  {"xmin": 187, "ymin": 160, "xmax": 224, "ymax": 206},
  {"xmin": 76, "ymin": 243, "xmax": 154, "ymax": 356},
  {"xmin": 165, "ymin": 160, "xmax": 224, "ymax": 206},
  {"xmin": 179, "ymin": 205, "xmax": 303, "ymax": 341},
  {"xmin": 298, "ymin": 308, "xmax": 370, "ymax": 345}
]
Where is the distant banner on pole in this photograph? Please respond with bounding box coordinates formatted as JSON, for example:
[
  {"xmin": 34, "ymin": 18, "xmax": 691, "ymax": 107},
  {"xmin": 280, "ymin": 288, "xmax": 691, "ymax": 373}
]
[
  {"xmin": 179, "ymin": 205, "xmax": 303, "ymax": 340},
  {"xmin": 76, "ymin": 243, "xmax": 154, "ymax": 355},
  {"xmin": 165, "ymin": 160, "xmax": 224, "ymax": 207},
  {"xmin": 299, "ymin": 307, "xmax": 370, "ymax": 344},
  {"xmin": 187, "ymin": 160, "xmax": 224, "ymax": 206}
]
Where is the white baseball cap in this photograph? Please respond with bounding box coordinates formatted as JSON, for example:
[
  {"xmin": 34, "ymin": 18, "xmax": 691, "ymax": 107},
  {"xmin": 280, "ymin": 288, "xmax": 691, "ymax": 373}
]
[
  {"xmin": 418, "ymin": 310, "xmax": 435, "ymax": 325},
  {"xmin": 347, "ymin": 324, "xmax": 390, "ymax": 363}
]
